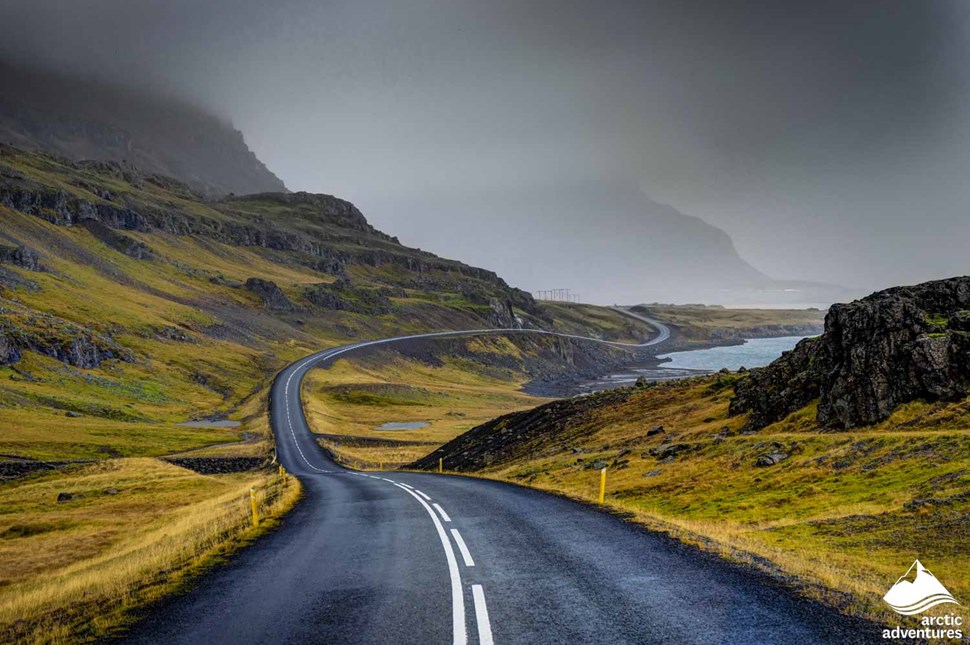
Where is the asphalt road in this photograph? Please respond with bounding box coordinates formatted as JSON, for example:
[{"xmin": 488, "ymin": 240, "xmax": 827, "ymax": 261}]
[{"xmin": 124, "ymin": 326, "xmax": 878, "ymax": 644}]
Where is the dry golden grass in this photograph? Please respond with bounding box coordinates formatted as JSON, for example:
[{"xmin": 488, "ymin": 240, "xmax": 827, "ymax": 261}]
[
  {"xmin": 466, "ymin": 377, "xmax": 970, "ymax": 625},
  {"xmin": 0, "ymin": 458, "xmax": 300, "ymax": 644}
]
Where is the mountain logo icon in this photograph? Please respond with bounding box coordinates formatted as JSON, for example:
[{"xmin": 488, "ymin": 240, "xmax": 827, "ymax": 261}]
[{"xmin": 883, "ymin": 560, "xmax": 960, "ymax": 615}]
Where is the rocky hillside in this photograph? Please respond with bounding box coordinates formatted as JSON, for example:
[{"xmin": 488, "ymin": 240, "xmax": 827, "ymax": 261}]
[
  {"xmin": 730, "ymin": 277, "xmax": 970, "ymax": 429},
  {"xmin": 0, "ymin": 144, "xmax": 657, "ymax": 462},
  {"xmin": 0, "ymin": 64, "xmax": 285, "ymax": 197}
]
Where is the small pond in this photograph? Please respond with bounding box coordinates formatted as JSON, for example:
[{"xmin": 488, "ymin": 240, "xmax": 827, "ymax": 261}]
[{"xmin": 376, "ymin": 421, "xmax": 430, "ymax": 431}]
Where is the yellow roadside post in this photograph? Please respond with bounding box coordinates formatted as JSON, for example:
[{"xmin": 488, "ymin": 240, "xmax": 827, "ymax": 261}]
[
  {"xmin": 438, "ymin": 457, "xmax": 443, "ymax": 473},
  {"xmin": 279, "ymin": 465, "xmax": 287, "ymax": 484},
  {"xmin": 379, "ymin": 462, "xmax": 383, "ymax": 471},
  {"xmin": 250, "ymin": 487, "xmax": 259, "ymax": 527},
  {"xmin": 598, "ymin": 467, "xmax": 607, "ymax": 504}
]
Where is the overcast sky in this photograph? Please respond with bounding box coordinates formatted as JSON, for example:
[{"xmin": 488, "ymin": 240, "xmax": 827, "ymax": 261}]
[{"xmin": 2, "ymin": 0, "xmax": 969, "ymax": 302}]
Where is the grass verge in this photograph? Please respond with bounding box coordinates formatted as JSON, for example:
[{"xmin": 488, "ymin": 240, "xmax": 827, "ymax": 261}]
[{"xmin": 0, "ymin": 458, "xmax": 301, "ymax": 644}]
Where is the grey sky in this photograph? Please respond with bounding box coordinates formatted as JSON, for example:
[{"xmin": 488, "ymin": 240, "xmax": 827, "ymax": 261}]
[{"xmin": 2, "ymin": 1, "xmax": 969, "ymax": 302}]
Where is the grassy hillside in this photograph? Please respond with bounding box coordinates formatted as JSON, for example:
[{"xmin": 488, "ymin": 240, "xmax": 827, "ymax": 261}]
[
  {"xmin": 411, "ymin": 373, "xmax": 970, "ymax": 626},
  {"xmin": 0, "ymin": 144, "xmax": 659, "ymax": 641},
  {"xmin": 304, "ymin": 344, "xmax": 552, "ymax": 468}
]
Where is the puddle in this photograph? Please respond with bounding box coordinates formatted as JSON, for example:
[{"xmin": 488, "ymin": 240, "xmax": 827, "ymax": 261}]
[
  {"xmin": 177, "ymin": 420, "xmax": 242, "ymax": 428},
  {"xmin": 376, "ymin": 421, "xmax": 429, "ymax": 431}
]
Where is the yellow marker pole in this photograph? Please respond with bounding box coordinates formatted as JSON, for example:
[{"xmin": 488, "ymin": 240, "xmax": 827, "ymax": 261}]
[
  {"xmin": 379, "ymin": 462, "xmax": 383, "ymax": 471},
  {"xmin": 598, "ymin": 467, "xmax": 607, "ymax": 504},
  {"xmin": 279, "ymin": 465, "xmax": 287, "ymax": 484},
  {"xmin": 249, "ymin": 487, "xmax": 259, "ymax": 527},
  {"xmin": 438, "ymin": 457, "xmax": 443, "ymax": 473}
]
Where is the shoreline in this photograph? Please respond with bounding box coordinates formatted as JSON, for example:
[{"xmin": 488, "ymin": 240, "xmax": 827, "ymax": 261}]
[{"xmin": 524, "ymin": 325, "xmax": 821, "ymax": 398}]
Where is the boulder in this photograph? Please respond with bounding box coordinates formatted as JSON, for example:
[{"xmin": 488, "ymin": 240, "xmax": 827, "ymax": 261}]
[
  {"xmin": 756, "ymin": 452, "xmax": 788, "ymax": 467},
  {"xmin": 245, "ymin": 278, "xmax": 296, "ymax": 311},
  {"xmin": 648, "ymin": 442, "xmax": 696, "ymax": 460},
  {"xmin": 56, "ymin": 492, "xmax": 76, "ymax": 503},
  {"xmin": 646, "ymin": 425, "xmax": 665, "ymax": 436}
]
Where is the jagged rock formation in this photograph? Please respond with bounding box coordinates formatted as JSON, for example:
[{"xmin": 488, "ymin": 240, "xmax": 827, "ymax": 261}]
[
  {"xmin": 0, "ymin": 314, "xmax": 135, "ymax": 369},
  {"xmin": 245, "ymin": 278, "xmax": 296, "ymax": 312},
  {"xmin": 730, "ymin": 277, "xmax": 970, "ymax": 429},
  {"xmin": 0, "ymin": 63, "xmax": 285, "ymax": 197},
  {"xmin": 304, "ymin": 279, "xmax": 394, "ymax": 315}
]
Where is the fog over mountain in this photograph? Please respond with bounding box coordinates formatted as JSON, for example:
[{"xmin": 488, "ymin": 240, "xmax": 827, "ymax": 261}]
[{"xmin": 2, "ymin": 1, "xmax": 968, "ymax": 304}]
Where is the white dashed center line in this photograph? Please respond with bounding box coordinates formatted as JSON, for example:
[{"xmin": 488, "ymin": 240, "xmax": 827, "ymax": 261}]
[
  {"xmin": 393, "ymin": 484, "xmax": 467, "ymax": 645},
  {"xmin": 472, "ymin": 585, "xmax": 494, "ymax": 645},
  {"xmin": 433, "ymin": 503, "xmax": 452, "ymax": 522},
  {"xmin": 450, "ymin": 529, "xmax": 475, "ymax": 567}
]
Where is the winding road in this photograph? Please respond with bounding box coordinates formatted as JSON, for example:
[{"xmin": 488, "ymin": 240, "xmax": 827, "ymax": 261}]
[{"xmin": 124, "ymin": 323, "xmax": 875, "ymax": 644}]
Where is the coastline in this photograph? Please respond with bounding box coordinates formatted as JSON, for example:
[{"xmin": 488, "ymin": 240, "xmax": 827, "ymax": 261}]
[{"xmin": 524, "ymin": 323, "xmax": 822, "ymax": 398}]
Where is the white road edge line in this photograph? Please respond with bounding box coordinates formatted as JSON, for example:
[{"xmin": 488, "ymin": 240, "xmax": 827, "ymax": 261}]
[
  {"xmin": 472, "ymin": 585, "xmax": 494, "ymax": 645},
  {"xmin": 394, "ymin": 483, "xmax": 466, "ymax": 644},
  {"xmin": 450, "ymin": 529, "xmax": 475, "ymax": 567},
  {"xmin": 433, "ymin": 503, "xmax": 452, "ymax": 522},
  {"xmin": 414, "ymin": 489, "xmax": 432, "ymax": 501},
  {"xmin": 398, "ymin": 482, "xmax": 414, "ymax": 490}
]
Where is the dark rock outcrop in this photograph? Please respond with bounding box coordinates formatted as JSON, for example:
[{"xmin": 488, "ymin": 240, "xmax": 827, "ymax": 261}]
[
  {"xmin": 486, "ymin": 297, "xmax": 520, "ymax": 329},
  {"xmin": 756, "ymin": 452, "xmax": 788, "ymax": 467},
  {"xmin": 303, "ymin": 279, "xmax": 393, "ymax": 315},
  {"xmin": 0, "ymin": 245, "xmax": 42, "ymax": 270},
  {"xmin": 165, "ymin": 457, "xmax": 267, "ymax": 474},
  {"xmin": 0, "ymin": 315, "xmax": 135, "ymax": 368},
  {"xmin": 728, "ymin": 336, "xmax": 820, "ymax": 429},
  {"xmin": 0, "ymin": 460, "xmax": 79, "ymax": 481},
  {"xmin": 408, "ymin": 388, "xmax": 636, "ymax": 472},
  {"xmin": 244, "ymin": 278, "xmax": 296, "ymax": 312},
  {"xmin": 81, "ymin": 220, "xmax": 154, "ymax": 260},
  {"xmin": 731, "ymin": 277, "xmax": 970, "ymax": 429}
]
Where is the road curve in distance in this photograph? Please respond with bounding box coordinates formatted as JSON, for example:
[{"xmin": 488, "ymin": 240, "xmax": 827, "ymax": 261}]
[{"xmin": 123, "ymin": 325, "xmax": 878, "ymax": 645}]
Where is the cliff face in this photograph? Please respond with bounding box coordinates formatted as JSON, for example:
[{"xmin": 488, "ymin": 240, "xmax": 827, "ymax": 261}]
[
  {"xmin": 730, "ymin": 277, "xmax": 970, "ymax": 429},
  {"xmin": 0, "ymin": 64, "xmax": 285, "ymax": 197}
]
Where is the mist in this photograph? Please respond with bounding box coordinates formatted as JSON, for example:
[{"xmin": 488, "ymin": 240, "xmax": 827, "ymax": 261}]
[{"xmin": 3, "ymin": 0, "xmax": 969, "ymax": 304}]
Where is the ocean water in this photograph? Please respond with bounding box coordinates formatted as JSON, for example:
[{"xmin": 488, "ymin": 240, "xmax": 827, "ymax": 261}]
[
  {"xmin": 577, "ymin": 335, "xmax": 808, "ymax": 392},
  {"xmin": 656, "ymin": 335, "xmax": 808, "ymax": 371}
]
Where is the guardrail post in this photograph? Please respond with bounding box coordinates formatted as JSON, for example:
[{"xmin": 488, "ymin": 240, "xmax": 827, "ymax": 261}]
[
  {"xmin": 598, "ymin": 467, "xmax": 607, "ymax": 504},
  {"xmin": 250, "ymin": 487, "xmax": 259, "ymax": 527},
  {"xmin": 438, "ymin": 457, "xmax": 443, "ymax": 473}
]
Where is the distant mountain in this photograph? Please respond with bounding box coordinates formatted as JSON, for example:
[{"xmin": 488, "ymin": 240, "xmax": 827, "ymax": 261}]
[
  {"xmin": 370, "ymin": 181, "xmax": 853, "ymax": 306},
  {"xmin": 0, "ymin": 63, "xmax": 285, "ymax": 197}
]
